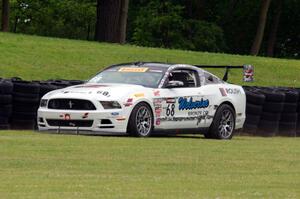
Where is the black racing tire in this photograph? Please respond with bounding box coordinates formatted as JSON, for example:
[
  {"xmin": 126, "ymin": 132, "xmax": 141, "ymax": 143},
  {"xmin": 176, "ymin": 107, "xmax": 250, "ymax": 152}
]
[
  {"xmin": 13, "ymin": 96, "xmax": 40, "ymax": 103},
  {"xmin": 12, "ymin": 111, "xmax": 37, "ymax": 120},
  {"xmin": 282, "ymin": 103, "xmax": 297, "ymax": 113},
  {"xmin": 263, "ymin": 102, "xmax": 284, "ymax": 113},
  {"xmin": 13, "ymin": 80, "xmax": 40, "ymax": 94},
  {"xmin": 260, "ymin": 90, "xmax": 285, "ymax": 102},
  {"xmin": 39, "ymin": 83, "xmax": 58, "ymax": 97},
  {"xmin": 245, "ymin": 114, "xmax": 260, "ymax": 125},
  {"xmin": 127, "ymin": 102, "xmax": 154, "ymax": 137},
  {"xmin": 278, "ymin": 122, "xmax": 297, "ymax": 137},
  {"xmin": 207, "ymin": 104, "xmax": 235, "ymax": 139},
  {"xmin": 0, "ymin": 116, "xmax": 9, "ymax": 124},
  {"xmin": 0, "ymin": 94, "xmax": 12, "ymax": 104},
  {"xmin": 278, "ymin": 89, "xmax": 299, "ymax": 103},
  {"xmin": 245, "ymin": 90, "xmax": 265, "ymax": 105},
  {"xmin": 13, "ymin": 92, "xmax": 39, "ymax": 99},
  {"xmin": 0, "ymin": 124, "xmax": 10, "ymax": 130},
  {"xmin": 0, "ymin": 104, "xmax": 13, "ymax": 117},
  {"xmin": 246, "ymin": 103, "xmax": 263, "ymax": 115},
  {"xmin": 242, "ymin": 123, "xmax": 257, "ymax": 135},
  {"xmin": 11, "ymin": 119, "xmax": 36, "ymax": 130},
  {"xmin": 12, "ymin": 103, "xmax": 39, "ymax": 112},
  {"xmin": 280, "ymin": 113, "xmax": 297, "ymax": 123},
  {"xmin": 257, "ymin": 120, "xmax": 278, "ymax": 136},
  {"xmin": 0, "ymin": 79, "xmax": 13, "ymax": 94},
  {"xmin": 69, "ymin": 80, "xmax": 84, "ymax": 85},
  {"xmin": 260, "ymin": 112, "xmax": 281, "ymax": 122}
]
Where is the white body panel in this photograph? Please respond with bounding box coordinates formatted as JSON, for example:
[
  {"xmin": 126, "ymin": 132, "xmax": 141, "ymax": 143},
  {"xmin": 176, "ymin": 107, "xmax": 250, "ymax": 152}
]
[{"xmin": 38, "ymin": 64, "xmax": 246, "ymax": 134}]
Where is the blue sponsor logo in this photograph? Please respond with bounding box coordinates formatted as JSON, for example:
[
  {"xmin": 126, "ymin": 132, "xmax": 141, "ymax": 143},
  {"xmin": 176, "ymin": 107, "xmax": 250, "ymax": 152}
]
[
  {"xmin": 178, "ymin": 97, "xmax": 209, "ymax": 110},
  {"xmin": 111, "ymin": 112, "xmax": 119, "ymax": 116}
]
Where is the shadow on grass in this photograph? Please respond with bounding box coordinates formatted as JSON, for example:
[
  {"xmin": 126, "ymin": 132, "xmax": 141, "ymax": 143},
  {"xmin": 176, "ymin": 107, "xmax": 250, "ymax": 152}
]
[{"xmin": 37, "ymin": 130, "xmax": 205, "ymax": 139}]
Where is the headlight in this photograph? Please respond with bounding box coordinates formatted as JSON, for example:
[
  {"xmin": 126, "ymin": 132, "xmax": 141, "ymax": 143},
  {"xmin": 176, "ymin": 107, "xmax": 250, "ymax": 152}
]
[
  {"xmin": 40, "ymin": 99, "xmax": 48, "ymax": 107},
  {"xmin": 100, "ymin": 101, "xmax": 121, "ymax": 109}
]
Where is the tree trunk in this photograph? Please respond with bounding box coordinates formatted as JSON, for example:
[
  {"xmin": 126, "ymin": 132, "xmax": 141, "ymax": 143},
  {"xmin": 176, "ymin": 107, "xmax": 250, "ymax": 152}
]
[
  {"xmin": 119, "ymin": 0, "xmax": 129, "ymax": 43},
  {"xmin": 1, "ymin": 0, "xmax": 10, "ymax": 32},
  {"xmin": 95, "ymin": 0, "xmax": 129, "ymax": 44},
  {"xmin": 250, "ymin": 0, "xmax": 272, "ymax": 55},
  {"xmin": 267, "ymin": 0, "xmax": 282, "ymax": 57}
]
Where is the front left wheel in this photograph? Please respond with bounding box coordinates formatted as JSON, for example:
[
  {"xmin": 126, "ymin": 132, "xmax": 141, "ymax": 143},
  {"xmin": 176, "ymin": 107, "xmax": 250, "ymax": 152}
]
[{"xmin": 127, "ymin": 102, "xmax": 154, "ymax": 137}]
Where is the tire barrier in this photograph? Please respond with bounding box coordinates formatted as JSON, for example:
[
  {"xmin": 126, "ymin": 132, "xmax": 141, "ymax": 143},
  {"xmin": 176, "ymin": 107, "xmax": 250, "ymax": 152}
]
[
  {"xmin": 243, "ymin": 88, "xmax": 265, "ymax": 135},
  {"xmin": 243, "ymin": 86, "xmax": 299, "ymax": 137},
  {"xmin": 0, "ymin": 78, "xmax": 84, "ymax": 130},
  {"xmin": 0, "ymin": 79, "xmax": 13, "ymax": 130},
  {"xmin": 0, "ymin": 79, "xmax": 299, "ymax": 137}
]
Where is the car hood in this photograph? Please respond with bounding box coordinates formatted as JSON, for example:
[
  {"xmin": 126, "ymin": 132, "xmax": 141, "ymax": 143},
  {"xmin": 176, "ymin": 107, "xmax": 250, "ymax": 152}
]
[{"xmin": 43, "ymin": 83, "xmax": 149, "ymax": 100}]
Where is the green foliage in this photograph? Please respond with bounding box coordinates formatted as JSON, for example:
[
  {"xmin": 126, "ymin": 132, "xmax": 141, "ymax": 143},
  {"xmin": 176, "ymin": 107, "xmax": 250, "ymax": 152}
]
[
  {"xmin": 9, "ymin": 0, "xmax": 96, "ymax": 40},
  {"xmin": 132, "ymin": 1, "xmax": 185, "ymax": 48},
  {"xmin": 132, "ymin": 0, "xmax": 226, "ymax": 52},
  {"xmin": 182, "ymin": 19, "xmax": 227, "ymax": 52}
]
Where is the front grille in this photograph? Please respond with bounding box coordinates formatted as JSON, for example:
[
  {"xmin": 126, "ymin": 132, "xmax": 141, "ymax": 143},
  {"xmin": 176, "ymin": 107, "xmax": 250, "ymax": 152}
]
[
  {"xmin": 46, "ymin": 119, "xmax": 94, "ymax": 127},
  {"xmin": 48, "ymin": 99, "xmax": 96, "ymax": 110}
]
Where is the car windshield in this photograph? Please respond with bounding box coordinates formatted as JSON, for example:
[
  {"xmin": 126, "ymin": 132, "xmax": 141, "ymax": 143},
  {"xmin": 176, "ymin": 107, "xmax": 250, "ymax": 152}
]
[{"xmin": 88, "ymin": 66, "xmax": 166, "ymax": 88}]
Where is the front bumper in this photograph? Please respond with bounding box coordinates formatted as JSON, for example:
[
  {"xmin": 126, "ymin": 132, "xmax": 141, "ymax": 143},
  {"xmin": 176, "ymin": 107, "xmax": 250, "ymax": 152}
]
[{"xmin": 37, "ymin": 108, "xmax": 129, "ymax": 133}]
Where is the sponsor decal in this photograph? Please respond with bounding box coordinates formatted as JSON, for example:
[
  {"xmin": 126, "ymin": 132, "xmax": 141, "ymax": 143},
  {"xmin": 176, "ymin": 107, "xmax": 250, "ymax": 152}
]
[
  {"xmin": 166, "ymin": 98, "xmax": 176, "ymax": 104},
  {"xmin": 226, "ymin": 88, "xmax": 241, "ymax": 95},
  {"xmin": 155, "ymin": 107, "xmax": 162, "ymax": 115},
  {"xmin": 149, "ymin": 69, "xmax": 163, "ymax": 73},
  {"xmin": 134, "ymin": 93, "xmax": 145, "ymax": 98},
  {"xmin": 156, "ymin": 118, "xmax": 161, "ymax": 125},
  {"xmin": 188, "ymin": 110, "xmax": 209, "ymax": 117},
  {"xmin": 111, "ymin": 112, "xmax": 119, "ymax": 116},
  {"xmin": 153, "ymin": 90, "xmax": 160, "ymax": 96},
  {"xmin": 82, "ymin": 113, "xmax": 89, "ymax": 119},
  {"xmin": 97, "ymin": 91, "xmax": 110, "ymax": 97},
  {"xmin": 59, "ymin": 113, "xmax": 71, "ymax": 120},
  {"xmin": 219, "ymin": 88, "xmax": 227, "ymax": 96},
  {"xmin": 124, "ymin": 98, "xmax": 133, "ymax": 107},
  {"xmin": 116, "ymin": 116, "xmax": 126, "ymax": 121},
  {"xmin": 119, "ymin": 67, "xmax": 148, "ymax": 73},
  {"xmin": 74, "ymin": 85, "xmax": 108, "ymax": 88},
  {"xmin": 178, "ymin": 97, "xmax": 209, "ymax": 110},
  {"xmin": 154, "ymin": 98, "xmax": 163, "ymax": 104}
]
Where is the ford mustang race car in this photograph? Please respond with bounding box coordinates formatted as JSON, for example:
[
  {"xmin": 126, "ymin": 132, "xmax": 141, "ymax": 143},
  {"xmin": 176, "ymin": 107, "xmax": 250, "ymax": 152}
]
[{"xmin": 38, "ymin": 62, "xmax": 246, "ymax": 139}]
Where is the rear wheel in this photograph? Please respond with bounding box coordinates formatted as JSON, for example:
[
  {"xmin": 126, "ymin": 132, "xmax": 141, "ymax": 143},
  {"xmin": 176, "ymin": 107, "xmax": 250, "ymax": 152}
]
[
  {"xmin": 206, "ymin": 104, "xmax": 235, "ymax": 139},
  {"xmin": 127, "ymin": 102, "xmax": 153, "ymax": 137}
]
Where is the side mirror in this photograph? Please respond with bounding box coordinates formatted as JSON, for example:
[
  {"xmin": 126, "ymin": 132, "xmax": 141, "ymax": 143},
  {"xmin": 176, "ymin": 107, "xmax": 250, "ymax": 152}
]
[{"xmin": 165, "ymin": 80, "xmax": 184, "ymax": 88}]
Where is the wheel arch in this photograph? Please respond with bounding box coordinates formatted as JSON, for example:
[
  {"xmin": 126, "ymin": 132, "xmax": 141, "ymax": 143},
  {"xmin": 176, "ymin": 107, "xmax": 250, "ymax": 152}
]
[
  {"xmin": 219, "ymin": 101, "xmax": 236, "ymax": 117},
  {"xmin": 127, "ymin": 99, "xmax": 155, "ymax": 123}
]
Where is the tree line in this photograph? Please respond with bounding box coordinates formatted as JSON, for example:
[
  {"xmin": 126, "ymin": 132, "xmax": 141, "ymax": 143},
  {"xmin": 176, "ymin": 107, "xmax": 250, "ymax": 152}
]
[{"xmin": 1, "ymin": 0, "xmax": 299, "ymax": 59}]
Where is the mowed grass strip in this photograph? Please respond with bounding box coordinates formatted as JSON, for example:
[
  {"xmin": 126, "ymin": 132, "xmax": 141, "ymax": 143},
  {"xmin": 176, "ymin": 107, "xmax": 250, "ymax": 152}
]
[
  {"xmin": 1, "ymin": 32, "xmax": 300, "ymax": 87},
  {"xmin": 0, "ymin": 131, "xmax": 299, "ymax": 198}
]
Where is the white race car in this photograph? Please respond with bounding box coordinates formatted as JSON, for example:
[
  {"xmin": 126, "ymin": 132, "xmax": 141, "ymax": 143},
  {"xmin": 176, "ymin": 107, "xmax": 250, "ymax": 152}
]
[{"xmin": 38, "ymin": 62, "xmax": 246, "ymax": 139}]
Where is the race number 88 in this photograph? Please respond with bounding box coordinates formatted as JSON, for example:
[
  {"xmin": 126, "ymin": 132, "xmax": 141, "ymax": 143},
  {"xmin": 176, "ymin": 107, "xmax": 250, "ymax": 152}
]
[{"xmin": 166, "ymin": 104, "xmax": 175, "ymax": 116}]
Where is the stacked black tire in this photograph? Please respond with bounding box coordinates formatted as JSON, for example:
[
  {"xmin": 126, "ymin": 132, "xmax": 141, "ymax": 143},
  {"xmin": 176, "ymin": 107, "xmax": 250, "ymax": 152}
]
[
  {"xmin": 243, "ymin": 87, "xmax": 265, "ymax": 135},
  {"xmin": 11, "ymin": 79, "xmax": 40, "ymax": 130},
  {"xmin": 258, "ymin": 88, "xmax": 285, "ymax": 136},
  {"xmin": 0, "ymin": 78, "xmax": 84, "ymax": 130},
  {"xmin": 0, "ymin": 79, "xmax": 13, "ymax": 130},
  {"xmin": 243, "ymin": 86, "xmax": 300, "ymax": 137},
  {"xmin": 297, "ymin": 89, "xmax": 300, "ymax": 137},
  {"xmin": 277, "ymin": 88, "xmax": 298, "ymax": 136}
]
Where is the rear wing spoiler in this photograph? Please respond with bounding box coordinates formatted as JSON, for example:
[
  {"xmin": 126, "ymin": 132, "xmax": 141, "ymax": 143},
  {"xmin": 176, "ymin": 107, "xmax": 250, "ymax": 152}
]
[{"xmin": 193, "ymin": 65, "xmax": 246, "ymax": 82}]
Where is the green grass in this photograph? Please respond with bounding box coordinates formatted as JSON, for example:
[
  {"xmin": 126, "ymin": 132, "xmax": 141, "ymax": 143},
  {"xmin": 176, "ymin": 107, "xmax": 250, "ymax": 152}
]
[
  {"xmin": 0, "ymin": 131, "xmax": 299, "ymax": 198},
  {"xmin": 1, "ymin": 32, "xmax": 300, "ymax": 87},
  {"xmin": 1, "ymin": 33, "xmax": 300, "ymax": 198}
]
